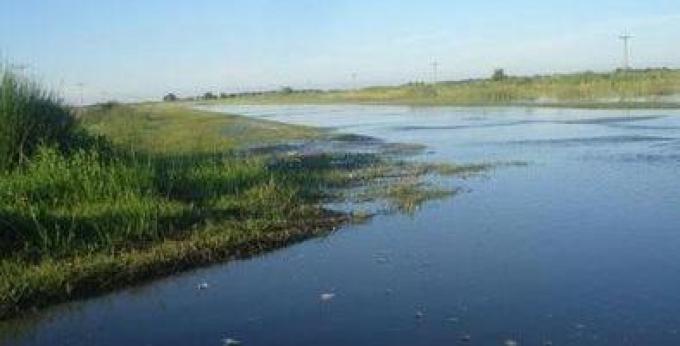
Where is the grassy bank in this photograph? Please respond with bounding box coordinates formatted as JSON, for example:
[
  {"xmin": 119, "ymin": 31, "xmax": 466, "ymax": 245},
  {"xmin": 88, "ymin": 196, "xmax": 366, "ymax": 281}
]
[
  {"xmin": 203, "ymin": 69, "xmax": 680, "ymax": 109},
  {"xmin": 80, "ymin": 102, "xmax": 319, "ymax": 154},
  {"xmin": 0, "ymin": 73, "xmax": 484, "ymax": 320}
]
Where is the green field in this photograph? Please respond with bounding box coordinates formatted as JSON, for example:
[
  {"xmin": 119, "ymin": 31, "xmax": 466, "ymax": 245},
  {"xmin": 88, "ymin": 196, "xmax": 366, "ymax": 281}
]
[
  {"xmin": 201, "ymin": 69, "xmax": 680, "ymax": 108},
  {"xmin": 0, "ymin": 72, "xmax": 483, "ymax": 320}
]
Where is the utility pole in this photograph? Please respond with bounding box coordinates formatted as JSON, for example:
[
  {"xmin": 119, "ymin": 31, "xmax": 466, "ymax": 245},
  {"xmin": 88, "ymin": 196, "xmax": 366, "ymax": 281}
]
[
  {"xmin": 76, "ymin": 83, "xmax": 85, "ymax": 106},
  {"xmin": 619, "ymin": 33, "xmax": 633, "ymax": 70},
  {"xmin": 431, "ymin": 61, "xmax": 439, "ymax": 84}
]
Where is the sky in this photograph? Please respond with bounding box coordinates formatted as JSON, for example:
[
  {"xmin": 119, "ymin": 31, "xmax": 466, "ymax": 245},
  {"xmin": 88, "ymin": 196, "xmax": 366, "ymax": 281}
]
[{"xmin": 1, "ymin": 0, "xmax": 679, "ymax": 104}]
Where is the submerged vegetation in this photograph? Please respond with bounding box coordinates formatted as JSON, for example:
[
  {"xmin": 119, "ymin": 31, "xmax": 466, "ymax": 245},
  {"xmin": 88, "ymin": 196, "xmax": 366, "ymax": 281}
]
[
  {"xmin": 0, "ymin": 71, "xmax": 488, "ymax": 320},
  {"xmin": 202, "ymin": 69, "xmax": 680, "ymax": 108}
]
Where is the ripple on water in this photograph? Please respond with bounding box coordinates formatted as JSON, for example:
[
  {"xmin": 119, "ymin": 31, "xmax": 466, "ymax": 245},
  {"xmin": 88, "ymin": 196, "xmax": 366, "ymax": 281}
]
[{"xmin": 499, "ymin": 135, "xmax": 675, "ymax": 147}]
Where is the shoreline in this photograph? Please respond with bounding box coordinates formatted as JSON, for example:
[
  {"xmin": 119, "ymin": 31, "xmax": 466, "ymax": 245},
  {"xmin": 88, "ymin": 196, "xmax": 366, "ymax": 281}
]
[
  {"xmin": 0, "ymin": 208, "xmax": 349, "ymax": 321},
  {"xmin": 0, "ymin": 103, "xmax": 489, "ymax": 321},
  {"xmin": 195, "ymin": 99, "xmax": 680, "ymax": 110},
  {"xmin": 0, "ymin": 103, "xmax": 343, "ymax": 321},
  {"xmin": 188, "ymin": 69, "xmax": 680, "ymax": 111}
]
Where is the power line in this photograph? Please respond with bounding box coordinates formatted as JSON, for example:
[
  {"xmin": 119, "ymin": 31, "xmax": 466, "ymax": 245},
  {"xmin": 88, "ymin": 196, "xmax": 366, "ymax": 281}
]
[{"xmin": 76, "ymin": 83, "xmax": 85, "ymax": 106}]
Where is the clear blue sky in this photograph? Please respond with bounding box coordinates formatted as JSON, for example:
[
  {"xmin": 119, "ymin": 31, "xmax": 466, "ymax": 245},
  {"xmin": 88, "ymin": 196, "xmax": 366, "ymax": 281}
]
[{"xmin": 2, "ymin": 0, "xmax": 679, "ymax": 103}]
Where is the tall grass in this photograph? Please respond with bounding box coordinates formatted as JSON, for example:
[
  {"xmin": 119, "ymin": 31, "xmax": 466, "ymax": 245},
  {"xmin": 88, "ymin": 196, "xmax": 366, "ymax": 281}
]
[
  {"xmin": 0, "ymin": 71, "xmax": 80, "ymax": 171},
  {"xmin": 0, "ymin": 146, "xmax": 324, "ymax": 259},
  {"xmin": 0, "ymin": 147, "xmax": 184, "ymax": 259}
]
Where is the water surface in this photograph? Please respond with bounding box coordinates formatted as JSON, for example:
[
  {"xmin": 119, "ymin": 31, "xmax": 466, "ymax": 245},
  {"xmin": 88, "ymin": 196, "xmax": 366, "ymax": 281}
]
[{"xmin": 3, "ymin": 105, "xmax": 680, "ymax": 345}]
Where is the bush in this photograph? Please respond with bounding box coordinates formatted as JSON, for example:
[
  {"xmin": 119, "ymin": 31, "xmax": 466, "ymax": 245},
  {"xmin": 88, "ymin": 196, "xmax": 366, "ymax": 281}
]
[
  {"xmin": 202, "ymin": 92, "xmax": 217, "ymax": 100},
  {"xmin": 0, "ymin": 71, "xmax": 77, "ymax": 171},
  {"xmin": 280, "ymin": 86, "xmax": 294, "ymax": 94},
  {"xmin": 492, "ymin": 68, "xmax": 507, "ymax": 81}
]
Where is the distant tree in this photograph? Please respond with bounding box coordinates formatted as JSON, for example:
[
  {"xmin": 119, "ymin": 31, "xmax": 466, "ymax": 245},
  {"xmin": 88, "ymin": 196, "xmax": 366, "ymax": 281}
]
[
  {"xmin": 203, "ymin": 92, "xmax": 217, "ymax": 100},
  {"xmin": 492, "ymin": 69, "xmax": 507, "ymax": 81},
  {"xmin": 163, "ymin": 93, "xmax": 177, "ymax": 102},
  {"xmin": 280, "ymin": 86, "xmax": 294, "ymax": 94},
  {"xmin": 99, "ymin": 100, "xmax": 120, "ymax": 110}
]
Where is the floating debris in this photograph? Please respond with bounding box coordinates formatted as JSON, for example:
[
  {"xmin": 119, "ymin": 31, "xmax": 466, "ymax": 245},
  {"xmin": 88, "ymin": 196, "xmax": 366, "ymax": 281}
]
[
  {"xmin": 375, "ymin": 256, "xmax": 390, "ymax": 264},
  {"xmin": 197, "ymin": 282, "xmax": 209, "ymax": 290},
  {"xmin": 246, "ymin": 317, "xmax": 262, "ymax": 324},
  {"xmin": 320, "ymin": 293, "xmax": 336, "ymax": 301},
  {"xmin": 222, "ymin": 338, "xmax": 242, "ymax": 346},
  {"xmin": 505, "ymin": 339, "xmax": 519, "ymax": 346},
  {"xmin": 445, "ymin": 317, "xmax": 460, "ymax": 323},
  {"xmin": 373, "ymin": 252, "xmax": 391, "ymax": 264},
  {"xmin": 415, "ymin": 311, "xmax": 425, "ymax": 319}
]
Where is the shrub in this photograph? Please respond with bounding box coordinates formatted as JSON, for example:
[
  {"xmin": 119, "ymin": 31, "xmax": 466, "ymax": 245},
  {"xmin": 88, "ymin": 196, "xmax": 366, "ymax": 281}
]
[
  {"xmin": 280, "ymin": 86, "xmax": 294, "ymax": 94},
  {"xmin": 492, "ymin": 68, "xmax": 507, "ymax": 81},
  {"xmin": 202, "ymin": 92, "xmax": 217, "ymax": 100}
]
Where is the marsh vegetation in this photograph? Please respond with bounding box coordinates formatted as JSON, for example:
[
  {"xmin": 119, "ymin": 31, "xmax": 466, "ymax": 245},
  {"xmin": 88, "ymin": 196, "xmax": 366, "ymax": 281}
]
[{"xmin": 0, "ymin": 71, "xmax": 486, "ymax": 319}]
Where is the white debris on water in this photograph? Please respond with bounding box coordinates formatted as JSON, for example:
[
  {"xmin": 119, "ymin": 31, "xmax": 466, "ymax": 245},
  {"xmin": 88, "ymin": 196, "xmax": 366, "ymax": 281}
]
[
  {"xmin": 197, "ymin": 282, "xmax": 209, "ymax": 290},
  {"xmin": 374, "ymin": 256, "xmax": 389, "ymax": 264},
  {"xmin": 223, "ymin": 338, "xmax": 242, "ymax": 346},
  {"xmin": 373, "ymin": 252, "xmax": 391, "ymax": 264},
  {"xmin": 320, "ymin": 293, "xmax": 336, "ymax": 301},
  {"xmin": 505, "ymin": 339, "xmax": 519, "ymax": 346}
]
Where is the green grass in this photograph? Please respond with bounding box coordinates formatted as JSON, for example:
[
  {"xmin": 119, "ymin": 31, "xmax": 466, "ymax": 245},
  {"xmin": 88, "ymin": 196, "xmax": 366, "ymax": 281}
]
[
  {"xmin": 203, "ymin": 69, "xmax": 680, "ymax": 108},
  {"xmin": 0, "ymin": 72, "xmax": 489, "ymax": 320},
  {"xmin": 0, "ymin": 147, "xmax": 371, "ymax": 319},
  {"xmin": 80, "ymin": 103, "xmax": 319, "ymax": 154}
]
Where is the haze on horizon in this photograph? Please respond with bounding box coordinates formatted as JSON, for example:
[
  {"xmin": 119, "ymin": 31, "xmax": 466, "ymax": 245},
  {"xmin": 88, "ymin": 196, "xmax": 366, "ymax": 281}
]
[{"xmin": 1, "ymin": 0, "xmax": 679, "ymax": 104}]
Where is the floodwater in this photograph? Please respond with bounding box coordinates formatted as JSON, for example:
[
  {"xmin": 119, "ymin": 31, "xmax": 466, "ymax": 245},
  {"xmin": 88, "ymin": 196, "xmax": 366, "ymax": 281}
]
[{"xmin": 3, "ymin": 105, "xmax": 680, "ymax": 345}]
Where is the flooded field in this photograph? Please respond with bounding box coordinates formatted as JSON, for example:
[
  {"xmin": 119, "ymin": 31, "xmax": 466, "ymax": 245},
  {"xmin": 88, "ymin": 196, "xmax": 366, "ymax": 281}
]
[{"xmin": 3, "ymin": 105, "xmax": 680, "ymax": 345}]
